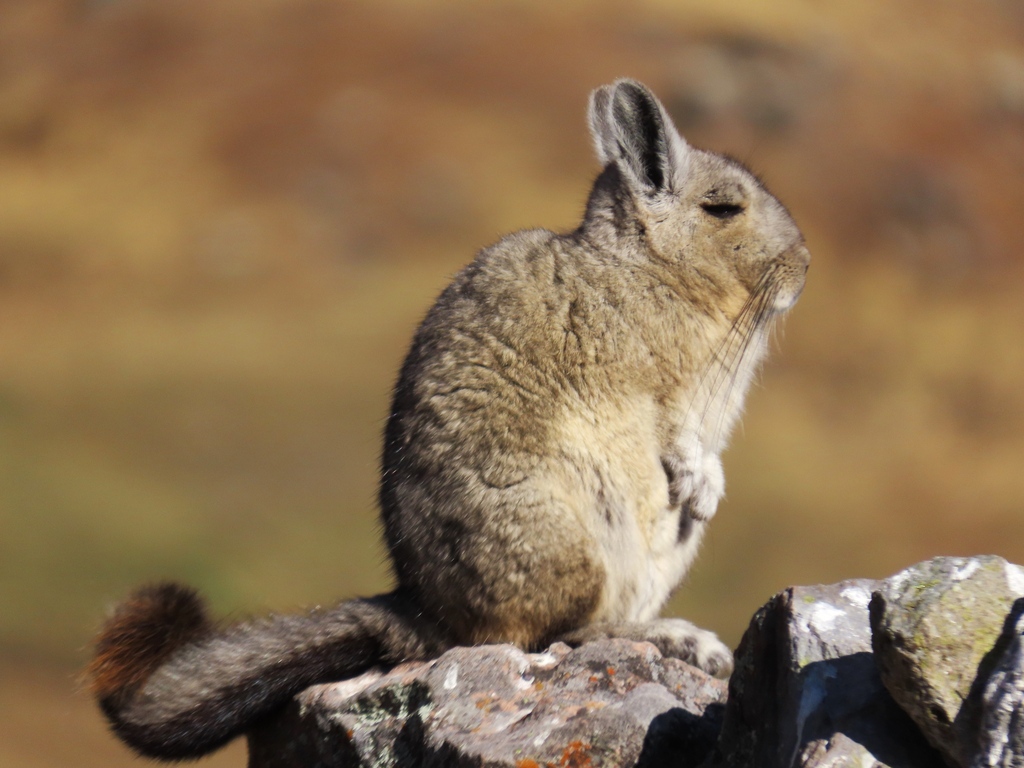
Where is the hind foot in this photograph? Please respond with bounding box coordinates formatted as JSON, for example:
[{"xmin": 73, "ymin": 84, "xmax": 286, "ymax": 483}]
[{"xmin": 556, "ymin": 617, "xmax": 733, "ymax": 678}]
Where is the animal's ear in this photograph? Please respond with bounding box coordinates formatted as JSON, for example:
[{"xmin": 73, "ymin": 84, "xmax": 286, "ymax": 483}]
[
  {"xmin": 587, "ymin": 84, "xmax": 616, "ymax": 166},
  {"xmin": 587, "ymin": 79, "xmax": 690, "ymax": 195}
]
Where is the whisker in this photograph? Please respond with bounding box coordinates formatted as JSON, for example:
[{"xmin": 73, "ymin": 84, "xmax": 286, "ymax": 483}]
[
  {"xmin": 683, "ymin": 291, "xmax": 757, "ymax": 428},
  {"xmin": 690, "ymin": 303, "xmax": 756, "ymax": 439},
  {"xmin": 699, "ymin": 266, "xmax": 775, "ymax": 399},
  {"xmin": 706, "ymin": 291, "xmax": 772, "ymax": 444},
  {"xmin": 692, "ymin": 262, "xmax": 783, "ymax": 448}
]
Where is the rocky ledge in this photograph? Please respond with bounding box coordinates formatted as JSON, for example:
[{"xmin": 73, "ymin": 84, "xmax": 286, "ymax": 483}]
[{"xmin": 248, "ymin": 555, "xmax": 1024, "ymax": 767}]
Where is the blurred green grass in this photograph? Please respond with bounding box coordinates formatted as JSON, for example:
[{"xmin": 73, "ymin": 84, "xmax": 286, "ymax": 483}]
[{"xmin": 2, "ymin": 1, "xmax": 1023, "ymax": 765}]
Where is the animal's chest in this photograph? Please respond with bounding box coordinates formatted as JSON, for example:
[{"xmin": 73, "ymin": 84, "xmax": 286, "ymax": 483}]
[
  {"xmin": 596, "ymin": 497, "xmax": 707, "ymax": 622},
  {"xmin": 589, "ymin": 439, "xmax": 713, "ymax": 623},
  {"xmin": 676, "ymin": 327, "xmax": 769, "ymax": 453},
  {"xmin": 559, "ymin": 391, "xmax": 728, "ymax": 622}
]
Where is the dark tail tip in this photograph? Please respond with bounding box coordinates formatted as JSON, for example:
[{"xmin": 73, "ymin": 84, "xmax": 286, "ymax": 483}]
[{"xmin": 88, "ymin": 582, "xmax": 212, "ymax": 707}]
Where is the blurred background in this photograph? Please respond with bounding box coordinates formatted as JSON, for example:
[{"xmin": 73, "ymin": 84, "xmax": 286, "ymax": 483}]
[{"xmin": 1, "ymin": 0, "xmax": 1023, "ymax": 765}]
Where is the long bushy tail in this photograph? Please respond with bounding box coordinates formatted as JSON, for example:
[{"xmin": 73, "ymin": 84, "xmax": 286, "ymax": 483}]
[{"xmin": 87, "ymin": 583, "xmax": 445, "ymax": 760}]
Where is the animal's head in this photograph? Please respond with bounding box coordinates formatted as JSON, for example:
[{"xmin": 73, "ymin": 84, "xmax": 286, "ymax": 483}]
[{"xmin": 587, "ymin": 79, "xmax": 809, "ymax": 316}]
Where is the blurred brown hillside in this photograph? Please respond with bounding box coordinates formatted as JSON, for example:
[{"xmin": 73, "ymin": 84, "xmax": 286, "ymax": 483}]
[{"xmin": 1, "ymin": 1, "xmax": 1023, "ymax": 766}]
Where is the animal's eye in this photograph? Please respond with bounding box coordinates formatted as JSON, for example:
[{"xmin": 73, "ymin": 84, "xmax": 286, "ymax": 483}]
[{"xmin": 701, "ymin": 202, "xmax": 744, "ymax": 219}]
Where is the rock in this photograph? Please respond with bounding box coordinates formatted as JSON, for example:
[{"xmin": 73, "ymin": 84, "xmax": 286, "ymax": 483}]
[
  {"xmin": 247, "ymin": 557, "xmax": 1024, "ymax": 768},
  {"xmin": 247, "ymin": 639, "xmax": 727, "ymax": 768},
  {"xmin": 870, "ymin": 556, "xmax": 1024, "ymax": 767},
  {"xmin": 708, "ymin": 579, "xmax": 941, "ymax": 768},
  {"xmin": 971, "ymin": 599, "xmax": 1024, "ymax": 768}
]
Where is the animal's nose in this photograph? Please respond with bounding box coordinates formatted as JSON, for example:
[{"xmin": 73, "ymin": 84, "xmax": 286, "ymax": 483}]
[{"xmin": 790, "ymin": 243, "xmax": 811, "ymax": 269}]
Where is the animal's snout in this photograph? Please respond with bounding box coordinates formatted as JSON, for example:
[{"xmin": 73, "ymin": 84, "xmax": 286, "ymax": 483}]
[
  {"xmin": 770, "ymin": 243, "xmax": 810, "ymax": 312},
  {"xmin": 787, "ymin": 243, "xmax": 811, "ymax": 270}
]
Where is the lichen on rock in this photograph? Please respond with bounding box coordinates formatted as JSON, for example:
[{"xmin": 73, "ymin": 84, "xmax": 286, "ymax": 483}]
[
  {"xmin": 248, "ymin": 639, "xmax": 727, "ymax": 768},
  {"xmin": 870, "ymin": 555, "xmax": 1024, "ymax": 767},
  {"xmin": 247, "ymin": 557, "xmax": 1024, "ymax": 768}
]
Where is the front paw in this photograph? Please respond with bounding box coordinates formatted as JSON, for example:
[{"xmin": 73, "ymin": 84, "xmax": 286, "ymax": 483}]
[
  {"xmin": 661, "ymin": 451, "xmax": 723, "ymax": 522},
  {"xmin": 692, "ymin": 452, "xmax": 724, "ymax": 521}
]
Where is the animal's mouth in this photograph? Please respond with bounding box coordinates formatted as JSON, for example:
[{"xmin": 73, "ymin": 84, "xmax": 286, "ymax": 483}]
[
  {"xmin": 772, "ymin": 280, "xmax": 805, "ymax": 312},
  {"xmin": 768, "ymin": 244, "xmax": 810, "ymax": 313}
]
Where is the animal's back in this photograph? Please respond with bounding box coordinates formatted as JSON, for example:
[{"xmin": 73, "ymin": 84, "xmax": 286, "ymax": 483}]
[
  {"xmin": 378, "ymin": 216, "xmax": 732, "ymax": 645},
  {"xmin": 380, "ymin": 227, "xmax": 657, "ymax": 647}
]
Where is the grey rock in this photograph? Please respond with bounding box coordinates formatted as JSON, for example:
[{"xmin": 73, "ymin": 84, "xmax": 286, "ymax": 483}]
[
  {"xmin": 247, "ymin": 639, "xmax": 727, "ymax": 768},
  {"xmin": 246, "ymin": 557, "xmax": 1024, "ymax": 768},
  {"xmin": 870, "ymin": 556, "xmax": 1024, "ymax": 767},
  {"xmin": 709, "ymin": 579, "xmax": 941, "ymax": 768},
  {"xmin": 794, "ymin": 732, "xmax": 890, "ymax": 768},
  {"xmin": 972, "ymin": 599, "xmax": 1024, "ymax": 768}
]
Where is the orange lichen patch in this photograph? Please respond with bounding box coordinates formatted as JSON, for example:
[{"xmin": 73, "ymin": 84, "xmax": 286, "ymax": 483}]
[
  {"xmin": 605, "ymin": 667, "xmax": 615, "ymax": 676},
  {"xmin": 556, "ymin": 740, "xmax": 593, "ymax": 768},
  {"xmin": 472, "ymin": 692, "xmax": 533, "ymax": 718},
  {"xmin": 515, "ymin": 743, "xmax": 593, "ymax": 768}
]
